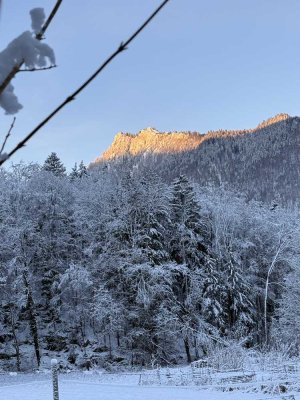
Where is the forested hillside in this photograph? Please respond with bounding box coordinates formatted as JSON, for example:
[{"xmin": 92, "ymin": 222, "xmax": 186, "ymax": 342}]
[
  {"xmin": 95, "ymin": 113, "xmax": 300, "ymax": 205},
  {"xmin": 1, "ymin": 154, "xmax": 299, "ymax": 371}
]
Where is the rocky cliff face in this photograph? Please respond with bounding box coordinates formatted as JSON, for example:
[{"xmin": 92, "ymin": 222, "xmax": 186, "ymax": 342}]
[
  {"xmin": 95, "ymin": 127, "xmax": 203, "ymax": 162},
  {"xmin": 93, "ymin": 114, "xmax": 300, "ymax": 205},
  {"xmin": 95, "ymin": 113, "xmax": 292, "ymax": 162}
]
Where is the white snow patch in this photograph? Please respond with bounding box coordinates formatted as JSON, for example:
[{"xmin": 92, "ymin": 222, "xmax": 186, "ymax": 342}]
[
  {"xmin": 0, "ymin": 380, "xmax": 268, "ymax": 400},
  {"xmin": 0, "ymin": 8, "xmax": 55, "ymax": 114},
  {"xmin": 30, "ymin": 8, "xmax": 45, "ymax": 34}
]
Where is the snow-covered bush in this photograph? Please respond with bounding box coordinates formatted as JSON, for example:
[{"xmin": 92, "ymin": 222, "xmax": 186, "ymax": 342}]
[{"xmin": 206, "ymin": 342, "xmax": 249, "ymax": 371}]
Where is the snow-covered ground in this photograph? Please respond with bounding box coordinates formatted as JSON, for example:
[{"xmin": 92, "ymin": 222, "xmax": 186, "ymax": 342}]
[
  {"xmin": 1, "ymin": 380, "xmax": 292, "ymax": 400},
  {"xmin": 1, "ymin": 372, "xmax": 299, "ymax": 400}
]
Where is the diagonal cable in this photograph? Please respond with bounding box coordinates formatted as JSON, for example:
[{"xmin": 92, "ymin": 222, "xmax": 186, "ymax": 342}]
[{"xmin": 0, "ymin": 0, "xmax": 171, "ymax": 166}]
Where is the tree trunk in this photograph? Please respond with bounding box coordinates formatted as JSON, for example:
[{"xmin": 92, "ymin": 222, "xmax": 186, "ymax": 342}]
[
  {"xmin": 255, "ymin": 294, "xmax": 264, "ymax": 345},
  {"xmin": 183, "ymin": 337, "xmax": 192, "ymax": 363},
  {"xmin": 9, "ymin": 306, "xmax": 21, "ymax": 371},
  {"xmin": 193, "ymin": 336, "xmax": 199, "ymax": 360},
  {"xmin": 23, "ymin": 272, "xmax": 41, "ymax": 367},
  {"xmin": 108, "ymin": 333, "xmax": 112, "ymax": 358}
]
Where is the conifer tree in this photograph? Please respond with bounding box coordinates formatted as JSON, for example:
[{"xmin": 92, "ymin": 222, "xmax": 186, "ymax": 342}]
[
  {"xmin": 223, "ymin": 250, "xmax": 254, "ymax": 331},
  {"xmin": 168, "ymin": 175, "xmax": 210, "ymax": 362},
  {"xmin": 169, "ymin": 175, "xmax": 208, "ymax": 267},
  {"xmin": 202, "ymin": 255, "xmax": 224, "ymax": 329},
  {"xmin": 78, "ymin": 161, "xmax": 88, "ymax": 178},
  {"xmin": 69, "ymin": 162, "xmax": 79, "ymax": 180},
  {"xmin": 43, "ymin": 152, "xmax": 66, "ymax": 176}
]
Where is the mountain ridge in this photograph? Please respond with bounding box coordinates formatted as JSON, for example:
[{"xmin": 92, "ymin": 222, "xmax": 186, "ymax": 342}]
[
  {"xmin": 95, "ymin": 113, "xmax": 294, "ymax": 162},
  {"xmin": 92, "ymin": 113, "xmax": 300, "ymax": 205}
]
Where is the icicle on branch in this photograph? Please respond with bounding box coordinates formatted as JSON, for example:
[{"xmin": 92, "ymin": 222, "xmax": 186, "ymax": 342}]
[{"xmin": 0, "ymin": 0, "xmax": 171, "ymax": 167}]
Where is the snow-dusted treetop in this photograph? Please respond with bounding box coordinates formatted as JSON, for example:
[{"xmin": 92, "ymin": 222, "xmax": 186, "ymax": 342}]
[{"xmin": 0, "ymin": 8, "xmax": 55, "ymax": 115}]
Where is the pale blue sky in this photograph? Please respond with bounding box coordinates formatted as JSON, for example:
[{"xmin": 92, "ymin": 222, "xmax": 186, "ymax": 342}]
[{"xmin": 1, "ymin": 0, "xmax": 300, "ymax": 169}]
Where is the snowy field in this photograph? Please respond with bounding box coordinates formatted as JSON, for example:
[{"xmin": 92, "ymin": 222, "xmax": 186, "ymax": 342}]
[
  {"xmin": 1, "ymin": 380, "xmax": 295, "ymax": 400},
  {"xmin": 1, "ymin": 372, "xmax": 300, "ymax": 400}
]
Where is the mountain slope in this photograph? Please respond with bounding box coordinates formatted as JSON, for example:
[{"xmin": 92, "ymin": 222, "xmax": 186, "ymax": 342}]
[{"xmin": 94, "ymin": 113, "xmax": 300, "ymax": 205}]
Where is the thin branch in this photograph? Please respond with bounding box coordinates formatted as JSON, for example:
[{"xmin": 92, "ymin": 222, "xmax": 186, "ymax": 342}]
[
  {"xmin": 0, "ymin": 117, "xmax": 16, "ymax": 155},
  {"xmin": 0, "ymin": 0, "xmax": 63, "ymax": 95},
  {"xmin": 18, "ymin": 65, "xmax": 57, "ymax": 73},
  {"xmin": 36, "ymin": 0, "xmax": 63, "ymax": 41},
  {"xmin": 0, "ymin": 0, "xmax": 171, "ymax": 167},
  {"xmin": 0, "ymin": 63, "xmax": 22, "ymax": 95}
]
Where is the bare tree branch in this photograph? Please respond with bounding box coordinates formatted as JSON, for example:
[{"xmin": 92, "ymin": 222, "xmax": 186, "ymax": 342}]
[
  {"xmin": 0, "ymin": 117, "xmax": 16, "ymax": 156},
  {"xmin": 0, "ymin": 0, "xmax": 171, "ymax": 167},
  {"xmin": 36, "ymin": 0, "xmax": 63, "ymax": 41},
  {"xmin": 0, "ymin": 0, "xmax": 63, "ymax": 96},
  {"xmin": 18, "ymin": 65, "xmax": 57, "ymax": 73},
  {"xmin": 0, "ymin": 63, "xmax": 22, "ymax": 95}
]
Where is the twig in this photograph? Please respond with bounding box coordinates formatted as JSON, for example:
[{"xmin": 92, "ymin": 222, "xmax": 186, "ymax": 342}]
[
  {"xmin": 0, "ymin": 0, "xmax": 63, "ymax": 95},
  {"xmin": 0, "ymin": 0, "xmax": 171, "ymax": 166},
  {"xmin": 0, "ymin": 117, "xmax": 16, "ymax": 155},
  {"xmin": 18, "ymin": 65, "xmax": 57, "ymax": 73},
  {"xmin": 36, "ymin": 0, "xmax": 63, "ymax": 41},
  {"xmin": 0, "ymin": 63, "xmax": 22, "ymax": 95}
]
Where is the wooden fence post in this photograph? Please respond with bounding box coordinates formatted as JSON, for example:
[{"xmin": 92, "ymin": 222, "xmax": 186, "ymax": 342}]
[
  {"xmin": 156, "ymin": 367, "xmax": 161, "ymax": 385},
  {"xmin": 51, "ymin": 359, "xmax": 59, "ymax": 400}
]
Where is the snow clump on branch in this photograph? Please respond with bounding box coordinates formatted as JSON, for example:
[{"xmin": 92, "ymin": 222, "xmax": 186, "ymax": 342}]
[
  {"xmin": 30, "ymin": 8, "xmax": 45, "ymax": 34},
  {"xmin": 0, "ymin": 8, "xmax": 56, "ymax": 115}
]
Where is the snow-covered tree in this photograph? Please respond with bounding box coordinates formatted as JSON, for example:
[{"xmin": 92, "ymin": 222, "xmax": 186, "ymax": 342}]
[
  {"xmin": 1, "ymin": 157, "xmax": 300, "ymax": 369},
  {"xmin": 43, "ymin": 152, "xmax": 66, "ymax": 176},
  {"xmin": 274, "ymin": 265, "xmax": 300, "ymax": 353},
  {"xmin": 169, "ymin": 175, "xmax": 208, "ymax": 267},
  {"xmin": 69, "ymin": 162, "xmax": 79, "ymax": 180},
  {"xmin": 78, "ymin": 161, "xmax": 88, "ymax": 178}
]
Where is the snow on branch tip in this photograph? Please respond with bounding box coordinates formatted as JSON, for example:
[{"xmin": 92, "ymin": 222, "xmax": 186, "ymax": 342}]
[
  {"xmin": 0, "ymin": 7, "xmax": 56, "ymax": 115},
  {"xmin": 30, "ymin": 8, "xmax": 46, "ymax": 35}
]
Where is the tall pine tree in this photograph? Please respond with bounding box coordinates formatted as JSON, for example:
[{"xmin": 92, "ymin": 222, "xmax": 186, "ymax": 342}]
[{"xmin": 43, "ymin": 152, "xmax": 66, "ymax": 176}]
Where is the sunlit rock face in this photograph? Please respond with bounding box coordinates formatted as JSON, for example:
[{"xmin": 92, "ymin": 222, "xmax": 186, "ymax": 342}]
[
  {"xmin": 95, "ymin": 113, "xmax": 294, "ymax": 163},
  {"xmin": 95, "ymin": 127, "xmax": 204, "ymax": 162},
  {"xmin": 93, "ymin": 114, "xmax": 300, "ymax": 205}
]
